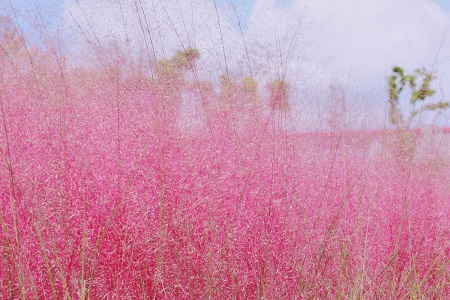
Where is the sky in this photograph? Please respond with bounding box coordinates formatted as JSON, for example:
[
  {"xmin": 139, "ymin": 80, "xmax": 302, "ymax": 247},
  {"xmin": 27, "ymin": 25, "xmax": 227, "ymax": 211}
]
[
  {"xmin": 3, "ymin": 0, "xmax": 450, "ymax": 129},
  {"xmin": 436, "ymin": 0, "xmax": 450, "ymax": 11}
]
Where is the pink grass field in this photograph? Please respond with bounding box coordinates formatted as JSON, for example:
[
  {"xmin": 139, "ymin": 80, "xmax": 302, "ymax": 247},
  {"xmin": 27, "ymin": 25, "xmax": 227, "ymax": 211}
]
[{"xmin": 1, "ymin": 21, "xmax": 450, "ymax": 300}]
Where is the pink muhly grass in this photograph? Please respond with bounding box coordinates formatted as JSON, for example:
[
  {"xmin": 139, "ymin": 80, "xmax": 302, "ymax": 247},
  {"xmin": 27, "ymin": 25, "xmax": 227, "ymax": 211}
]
[{"xmin": 0, "ymin": 24, "xmax": 450, "ymax": 300}]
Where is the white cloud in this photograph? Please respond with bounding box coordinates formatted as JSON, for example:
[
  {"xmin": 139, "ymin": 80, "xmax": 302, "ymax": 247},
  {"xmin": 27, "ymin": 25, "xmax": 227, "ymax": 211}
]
[
  {"xmin": 61, "ymin": 0, "xmax": 450, "ymax": 129},
  {"xmin": 61, "ymin": 0, "xmax": 246, "ymax": 80},
  {"xmin": 244, "ymin": 0, "xmax": 450, "ymax": 128}
]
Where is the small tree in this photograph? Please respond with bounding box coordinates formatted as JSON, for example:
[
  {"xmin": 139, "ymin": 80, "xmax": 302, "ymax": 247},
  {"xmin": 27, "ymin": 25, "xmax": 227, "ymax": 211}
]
[
  {"xmin": 242, "ymin": 76, "xmax": 260, "ymax": 106},
  {"xmin": 172, "ymin": 47, "xmax": 200, "ymax": 71},
  {"xmin": 388, "ymin": 66, "xmax": 449, "ymax": 164},
  {"xmin": 388, "ymin": 66, "xmax": 448, "ymax": 129},
  {"xmin": 243, "ymin": 76, "xmax": 257, "ymax": 95},
  {"xmin": 152, "ymin": 47, "xmax": 200, "ymax": 120},
  {"xmin": 0, "ymin": 14, "xmax": 24, "ymax": 56},
  {"xmin": 155, "ymin": 47, "xmax": 200, "ymax": 82},
  {"xmin": 268, "ymin": 79, "xmax": 290, "ymax": 112}
]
